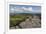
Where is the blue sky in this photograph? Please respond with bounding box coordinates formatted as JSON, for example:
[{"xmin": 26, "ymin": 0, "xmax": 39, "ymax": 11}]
[{"xmin": 9, "ymin": 4, "xmax": 41, "ymax": 14}]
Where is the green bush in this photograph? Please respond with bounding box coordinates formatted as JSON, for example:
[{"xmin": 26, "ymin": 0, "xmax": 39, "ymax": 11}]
[{"xmin": 10, "ymin": 15, "xmax": 26, "ymax": 27}]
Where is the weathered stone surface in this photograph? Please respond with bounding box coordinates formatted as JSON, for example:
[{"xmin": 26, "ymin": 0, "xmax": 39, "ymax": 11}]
[
  {"xmin": 19, "ymin": 19, "xmax": 32, "ymax": 28},
  {"xmin": 19, "ymin": 16, "xmax": 41, "ymax": 28},
  {"xmin": 15, "ymin": 26, "xmax": 20, "ymax": 29},
  {"xmin": 10, "ymin": 27, "xmax": 15, "ymax": 29},
  {"xmin": 10, "ymin": 16, "xmax": 41, "ymax": 29}
]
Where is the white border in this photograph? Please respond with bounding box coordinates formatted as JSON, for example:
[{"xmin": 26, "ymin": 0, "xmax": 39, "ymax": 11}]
[{"xmin": 5, "ymin": 2, "xmax": 44, "ymax": 34}]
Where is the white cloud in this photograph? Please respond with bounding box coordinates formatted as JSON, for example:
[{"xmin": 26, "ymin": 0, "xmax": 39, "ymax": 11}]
[
  {"xmin": 10, "ymin": 8, "xmax": 15, "ymax": 13},
  {"xmin": 15, "ymin": 8, "xmax": 24, "ymax": 12},
  {"xmin": 11, "ymin": 8, "xmax": 14, "ymax": 11},
  {"xmin": 32, "ymin": 9, "xmax": 41, "ymax": 13},
  {"xmin": 28, "ymin": 7, "xmax": 32, "ymax": 11},
  {"xmin": 15, "ymin": 7, "xmax": 32, "ymax": 12},
  {"xmin": 22, "ymin": 7, "xmax": 25, "ymax": 9},
  {"xmin": 21, "ymin": 7, "xmax": 32, "ymax": 11}
]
